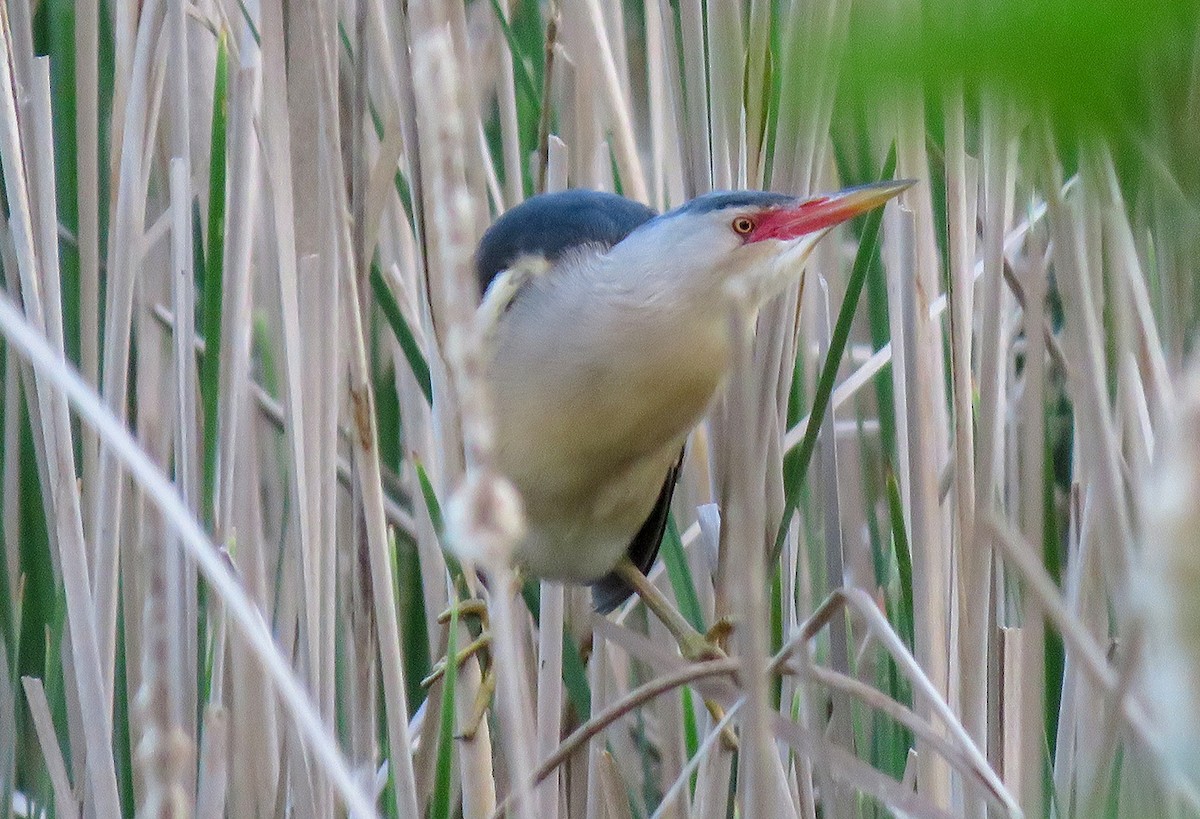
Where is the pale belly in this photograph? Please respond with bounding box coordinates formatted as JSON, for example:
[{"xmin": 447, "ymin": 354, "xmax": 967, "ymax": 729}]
[
  {"xmin": 487, "ymin": 288, "xmax": 731, "ymax": 583},
  {"xmin": 506, "ymin": 445, "xmax": 682, "ymax": 582}
]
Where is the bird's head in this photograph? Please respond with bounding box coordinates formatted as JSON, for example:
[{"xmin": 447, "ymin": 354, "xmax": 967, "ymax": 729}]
[{"xmin": 612, "ymin": 180, "xmax": 913, "ymax": 307}]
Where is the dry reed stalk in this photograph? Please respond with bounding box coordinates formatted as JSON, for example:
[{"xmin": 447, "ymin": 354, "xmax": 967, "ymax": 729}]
[
  {"xmin": 815, "ymin": 280, "xmax": 855, "ymax": 818},
  {"xmin": 578, "ymin": 0, "xmax": 647, "ymax": 202},
  {"xmin": 894, "ymin": 198, "xmax": 953, "ymax": 806},
  {"xmin": 134, "ymin": 522, "xmax": 193, "ymax": 818},
  {"xmin": 214, "ymin": 55, "xmax": 259, "ymax": 556},
  {"xmin": 743, "ymin": 0, "xmax": 771, "ymax": 186},
  {"xmin": 195, "ymin": 704, "xmax": 230, "ymax": 819},
  {"xmin": 297, "ymin": 1, "xmax": 423, "ymax": 815},
  {"xmin": 92, "ymin": 0, "xmax": 164, "ymax": 712},
  {"xmin": 1016, "ymin": 235, "xmax": 1049, "ymax": 818},
  {"xmin": 560, "ymin": 47, "xmax": 596, "ymax": 191},
  {"xmin": 531, "ymin": 145, "xmax": 569, "ymax": 819},
  {"xmin": 652, "ymin": 699, "xmax": 742, "ymax": 819},
  {"xmin": 432, "ymin": 0, "xmax": 500, "ymax": 226},
  {"xmin": 598, "ymin": 750, "xmax": 634, "ymax": 819},
  {"xmin": 308, "ymin": 224, "xmax": 343, "ymax": 770},
  {"xmin": 896, "ymin": 71, "xmax": 955, "ymax": 814},
  {"xmin": 76, "ymin": 0, "xmax": 101, "ymax": 544},
  {"xmin": 943, "ymin": 90, "xmax": 981, "ymax": 817},
  {"xmin": 585, "ymin": 626, "xmax": 608, "ymax": 819},
  {"xmin": 311, "ymin": 116, "xmax": 345, "ymax": 816},
  {"xmin": 723, "ymin": 292, "xmax": 796, "ymax": 818},
  {"xmin": 674, "ymin": 0, "xmax": 710, "ymax": 196},
  {"xmin": 131, "ymin": 157, "xmax": 201, "ymax": 816},
  {"xmin": 417, "ymin": 27, "xmax": 538, "ymax": 795},
  {"xmin": 691, "ymin": 518, "xmax": 734, "ymax": 819},
  {"xmin": 975, "ymin": 88, "xmax": 1014, "ymax": 785},
  {"xmin": 21, "ymin": 677, "xmax": 76, "ymax": 814},
  {"xmin": 1052, "ymin": 486, "xmax": 1088, "ymax": 802},
  {"xmin": 254, "ymin": 12, "xmax": 323, "ymax": 780},
  {"xmin": 1045, "ymin": 151, "xmax": 1139, "ymax": 809},
  {"xmin": 226, "ymin": 390, "xmax": 280, "ymax": 817},
  {"xmin": 404, "ymin": 15, "xmax": 503, "ymax": 819},
  {"xmin": 0, "ymin": 603, "xmax": 11, "ymax": 808},
  {"xmin": 263, "ymin": 2, "xmax": 326, "ymax": 758},
  {"xmin": 1043, "ymin": 136, "xmax": 1134, "ymax": 607},
  {"xmin": 493, "ymin": 0, "xmax": 523, "ymax": 209},
  {"xmin": 2, "ymin": 350, "xmax": 19, "ymax": 591},
  {"xmin": 534, "ymin": 580, "xmax": 565, "ymax": 818},
  {"xmin": 167, "ymin": 150, "xmax": 200, "ymax": 770},
  {"xmin": 706, "ymin": 1, "xmax": 743, "ymax": 191},
  {"xmin": 0, "ymin": 16, "xmax": 123, "ymax": 814}
]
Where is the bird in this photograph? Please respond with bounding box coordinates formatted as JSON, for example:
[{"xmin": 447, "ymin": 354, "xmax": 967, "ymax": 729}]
[{"xmin": 474, "ymin": 181, "xmax": 910, "ymax": 634}]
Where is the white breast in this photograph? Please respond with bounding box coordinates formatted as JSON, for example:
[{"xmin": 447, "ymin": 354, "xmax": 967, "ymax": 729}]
[{"xmin": 485, "ymin": 254, "xmax": 731, "ymax": 582}]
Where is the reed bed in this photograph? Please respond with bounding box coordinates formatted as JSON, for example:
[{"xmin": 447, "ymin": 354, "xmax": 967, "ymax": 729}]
[{"xmin": 0, "ymin": 1, "xmax": 1198, "ymax": 817}]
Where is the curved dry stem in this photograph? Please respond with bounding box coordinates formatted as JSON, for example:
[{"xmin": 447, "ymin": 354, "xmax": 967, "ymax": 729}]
[
  {"xmin": 490, "ymin": 658, "xmax": 739, "ymax": 818},
  {"xmin": 799, "ymin": 664, "xmax": 1012, "ymax": 814}
]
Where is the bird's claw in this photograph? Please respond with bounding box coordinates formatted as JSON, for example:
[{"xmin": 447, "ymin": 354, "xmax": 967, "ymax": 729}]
[
  {"xmin": 704, "ymin": 700, "xmax": 740, "ymax": 751},
  {"xmin": 672, "ymin": 616, "xmax": 735, "ymax": 663},
  {"xmin": 705, "ymin": 617, "xmax": 734, "ymax": 647},
  {"xmin": 422, "ymin": 630, "xmax": 493, "ymax": 689},
  {"xmin": 437, "ymin": 598, "xmax": 490, "ymax": 625},
  {"xmin": 457, "ymin": 667, "xmax": 498, "ymax": 741}
]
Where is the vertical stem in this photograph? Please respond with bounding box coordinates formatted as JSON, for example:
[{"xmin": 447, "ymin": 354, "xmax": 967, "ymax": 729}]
[{"xmin": 945, "ymin": 81, "xmax": 983, "ymax": 818}]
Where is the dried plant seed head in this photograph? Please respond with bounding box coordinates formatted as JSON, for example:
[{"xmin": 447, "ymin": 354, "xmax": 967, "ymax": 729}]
[{"xmin": 446, "ymin": 470, "xmax": 528, "ymax": 568}]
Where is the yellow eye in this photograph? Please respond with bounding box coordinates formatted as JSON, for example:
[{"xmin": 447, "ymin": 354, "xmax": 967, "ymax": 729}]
[{"xmin": 732, "ymin": 216, "xmax": 755, "ymax": 235}]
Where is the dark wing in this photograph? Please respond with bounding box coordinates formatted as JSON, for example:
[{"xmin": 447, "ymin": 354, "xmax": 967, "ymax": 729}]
[
  {"xmin": 591, "ymin": 449, "xmax": 685, "ymax": 613},
  {"xmin": 475, "ymin": 189, "xmax": 657, "ymax": 296}
]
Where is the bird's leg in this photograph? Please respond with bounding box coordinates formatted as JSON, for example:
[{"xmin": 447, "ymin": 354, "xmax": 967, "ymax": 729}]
[
  {"xmin": 612, "ymin": 558, "xmax": 739, "ymax": 749},
  {"xmin": 613, "ymin": 557, "xmax": 727, "ymax": 661}
]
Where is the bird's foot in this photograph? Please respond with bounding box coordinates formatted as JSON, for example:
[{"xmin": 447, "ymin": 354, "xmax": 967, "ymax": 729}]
[
  {"xmin": 677, "ymin": 631, "xmax": 727, "ymax": 663},
  {"xmin": 705, "ymin": 616, "xmax": 734, "ymax": 646},
  {"xmin": 676, "ymin": 617, "xmax": 735, "ymax": 662},
  {"xmin": 422, "ymin": 598, "xmax": 493, "ymax": 688},
  {"xmin": 422, "ymin": 598, "xmax": 500, "ymax": 740}
]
